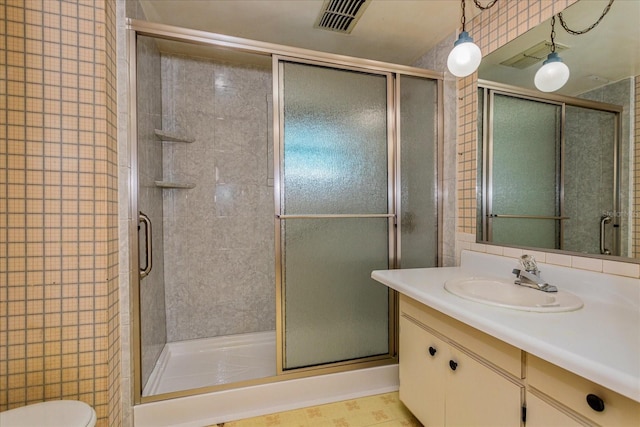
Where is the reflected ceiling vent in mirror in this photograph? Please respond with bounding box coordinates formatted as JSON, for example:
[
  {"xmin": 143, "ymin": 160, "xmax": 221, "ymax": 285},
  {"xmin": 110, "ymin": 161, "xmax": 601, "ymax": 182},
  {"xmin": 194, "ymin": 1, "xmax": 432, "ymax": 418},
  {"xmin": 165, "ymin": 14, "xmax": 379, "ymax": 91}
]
[
  {"xmin": 500, "ymin": 41, "xmax": 569, "ymax": 69},
  {"xmin": 314, "ymin": 0, "xmax": 370, "ymax": 34}
]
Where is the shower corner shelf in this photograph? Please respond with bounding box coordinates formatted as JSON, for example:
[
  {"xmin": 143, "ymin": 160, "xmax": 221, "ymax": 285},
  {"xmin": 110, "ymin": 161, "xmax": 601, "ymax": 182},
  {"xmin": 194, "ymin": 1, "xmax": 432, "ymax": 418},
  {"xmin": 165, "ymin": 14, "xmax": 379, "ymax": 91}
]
[
  {"xmin": 154, "ymin": 129, "xmax": 195, "ymax": 144},
  {"xmin": 154, "ymin": 180, "xmax": 196, "ymax": 189}
]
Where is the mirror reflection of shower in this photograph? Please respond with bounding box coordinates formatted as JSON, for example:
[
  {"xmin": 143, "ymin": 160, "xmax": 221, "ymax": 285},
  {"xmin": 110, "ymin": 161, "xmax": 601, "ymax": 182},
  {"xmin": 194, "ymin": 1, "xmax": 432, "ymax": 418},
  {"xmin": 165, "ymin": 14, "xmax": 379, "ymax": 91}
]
[{"xmin": 477, "ymin": 82, "xmax": 626, "ymax": 257}]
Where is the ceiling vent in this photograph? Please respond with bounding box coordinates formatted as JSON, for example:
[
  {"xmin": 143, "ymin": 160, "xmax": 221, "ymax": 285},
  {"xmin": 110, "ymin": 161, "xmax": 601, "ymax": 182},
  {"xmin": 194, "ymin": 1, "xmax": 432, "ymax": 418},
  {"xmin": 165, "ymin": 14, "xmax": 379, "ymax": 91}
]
[
  {"xmin": 314, "ymin": 0, "xmax": 370, "ymax": 34},
  {"xmin": 500, "ymin": 41, "xmax": 569, "ymax": 69}
]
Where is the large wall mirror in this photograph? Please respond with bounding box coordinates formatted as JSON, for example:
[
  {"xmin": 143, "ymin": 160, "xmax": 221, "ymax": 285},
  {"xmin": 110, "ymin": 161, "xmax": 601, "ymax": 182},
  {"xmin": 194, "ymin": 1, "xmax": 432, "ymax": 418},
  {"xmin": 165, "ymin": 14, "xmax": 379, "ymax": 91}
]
[{"xmin": 476, "ymin": 0, "xmax": 639, "ymax": 261}]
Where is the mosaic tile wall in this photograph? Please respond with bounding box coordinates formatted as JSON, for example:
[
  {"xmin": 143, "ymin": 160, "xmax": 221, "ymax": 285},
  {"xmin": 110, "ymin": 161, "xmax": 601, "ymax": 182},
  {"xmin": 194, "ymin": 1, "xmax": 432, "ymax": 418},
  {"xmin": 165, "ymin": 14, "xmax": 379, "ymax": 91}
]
[{"xmin": 0, "ymin": 1, "xmax": 119, "ymax": 426}]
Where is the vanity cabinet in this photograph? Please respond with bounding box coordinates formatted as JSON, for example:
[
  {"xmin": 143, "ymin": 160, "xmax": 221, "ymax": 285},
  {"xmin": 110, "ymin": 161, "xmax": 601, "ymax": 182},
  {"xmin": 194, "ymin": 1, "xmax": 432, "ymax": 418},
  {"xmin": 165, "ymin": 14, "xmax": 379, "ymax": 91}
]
[
  {"xmin": 399, "ymin": 295, "xmax": 523, "ymax": 427},
  {"xmin": 525, "ymin": 391, "xmax": 585, "ymax": 427},
  {"xmin": 527, "ymin": 355, "xmax": 640, "ymax": 426},
  {"xmin": 399, "ymin": 294, "xmax": 640, "ymax": 427}
]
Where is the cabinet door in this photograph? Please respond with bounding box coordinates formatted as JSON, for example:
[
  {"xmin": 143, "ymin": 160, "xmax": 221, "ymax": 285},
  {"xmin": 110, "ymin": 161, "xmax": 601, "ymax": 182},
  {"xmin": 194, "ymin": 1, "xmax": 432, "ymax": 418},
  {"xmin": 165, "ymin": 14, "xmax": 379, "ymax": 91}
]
[
  {"xmin": 399, "ymin": 316, "xmax": 446, "ymax": 426},
  {"xmin": 446, "ymin": 347, "xmax": 522, "ymax": 427},
  {"xmin": 526, "ymin": 391, "xmax": 584, "ymax": 427}
]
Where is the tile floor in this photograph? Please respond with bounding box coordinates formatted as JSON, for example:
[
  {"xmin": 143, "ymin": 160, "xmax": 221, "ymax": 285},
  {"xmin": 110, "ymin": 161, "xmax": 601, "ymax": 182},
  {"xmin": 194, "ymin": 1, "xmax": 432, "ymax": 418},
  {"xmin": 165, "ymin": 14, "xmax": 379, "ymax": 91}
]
[{"xmin": 214, "ymin": 392, "xmax": 422, "ymax": 426}]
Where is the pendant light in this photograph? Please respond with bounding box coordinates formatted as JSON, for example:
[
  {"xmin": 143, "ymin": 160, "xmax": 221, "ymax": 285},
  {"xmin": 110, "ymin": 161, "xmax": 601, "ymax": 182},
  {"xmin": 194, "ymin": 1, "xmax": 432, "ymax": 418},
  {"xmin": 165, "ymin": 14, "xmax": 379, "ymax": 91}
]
[
  {"xmin": 535, "ymin": 0, "xmax": 615, "ymax": 93},
  {"xmin": 447, "ymin": 0, "xmax": 481, "ymax": 77},
  {"xmin": 534, "ymin": 16, "xmax": 570, "ymax": 92},
  {"xmin": 447, "ymin": 0, "xmax": 499, "ymax": 78}
]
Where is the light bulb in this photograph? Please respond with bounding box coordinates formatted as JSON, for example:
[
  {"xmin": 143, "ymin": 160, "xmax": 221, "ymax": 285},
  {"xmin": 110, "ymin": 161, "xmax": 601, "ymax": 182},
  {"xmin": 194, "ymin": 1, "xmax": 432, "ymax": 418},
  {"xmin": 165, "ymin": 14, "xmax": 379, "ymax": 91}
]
[
  {"xmin": 534, "ymin": 52, "xmax": 570, "ymax": 92},
  {"xmin": 447, "ymin": 31, "xmax": 482, "ymax": 78}
]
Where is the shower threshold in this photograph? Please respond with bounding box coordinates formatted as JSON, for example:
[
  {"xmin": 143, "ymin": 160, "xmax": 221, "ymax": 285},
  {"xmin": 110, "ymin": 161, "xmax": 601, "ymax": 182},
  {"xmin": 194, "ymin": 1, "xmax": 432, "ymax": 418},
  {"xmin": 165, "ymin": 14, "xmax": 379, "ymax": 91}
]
[{"xmin": 143, "ymin": 330, "xmax": 276, "ymax": 396}]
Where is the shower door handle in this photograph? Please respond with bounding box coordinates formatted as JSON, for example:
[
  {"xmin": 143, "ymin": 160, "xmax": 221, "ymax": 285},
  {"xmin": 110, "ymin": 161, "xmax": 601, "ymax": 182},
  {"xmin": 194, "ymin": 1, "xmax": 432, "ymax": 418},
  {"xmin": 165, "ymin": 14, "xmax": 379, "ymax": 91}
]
[
  {"xmin": 139, "ymin": 212, "xmax": 152, "ymax": 278},
  {"xmin": 600, "ymin": 214, "xmax": 612, "ymax": 255}
]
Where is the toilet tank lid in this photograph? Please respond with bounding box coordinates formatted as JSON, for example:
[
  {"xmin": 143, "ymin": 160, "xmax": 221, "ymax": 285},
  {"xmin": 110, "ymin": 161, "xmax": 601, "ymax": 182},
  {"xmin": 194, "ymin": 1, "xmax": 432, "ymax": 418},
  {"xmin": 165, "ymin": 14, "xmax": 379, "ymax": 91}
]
[{"xmin": 0, "ymin": 400, "xmax": 97, "ymax": 427}]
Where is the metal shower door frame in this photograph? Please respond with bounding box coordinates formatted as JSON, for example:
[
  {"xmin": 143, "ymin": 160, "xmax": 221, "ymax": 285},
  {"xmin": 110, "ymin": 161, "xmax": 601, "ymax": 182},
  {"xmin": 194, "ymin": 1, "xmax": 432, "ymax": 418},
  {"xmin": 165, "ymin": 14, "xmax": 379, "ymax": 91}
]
[
  {"xmin": 273, "ymin": 55, "xmax": 398, "ymax": 374},
  {"xmin": 127, "ymin": 18, "xmax": 443, "ymax": 404}
]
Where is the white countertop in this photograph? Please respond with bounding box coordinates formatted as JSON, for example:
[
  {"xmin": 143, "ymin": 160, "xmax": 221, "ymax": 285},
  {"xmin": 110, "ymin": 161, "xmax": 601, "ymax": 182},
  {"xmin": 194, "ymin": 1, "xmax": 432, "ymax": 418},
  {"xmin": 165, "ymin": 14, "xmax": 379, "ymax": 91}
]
[{"xmin": 372, "ymin": 251, "xmax": 640, "ymax": 403}]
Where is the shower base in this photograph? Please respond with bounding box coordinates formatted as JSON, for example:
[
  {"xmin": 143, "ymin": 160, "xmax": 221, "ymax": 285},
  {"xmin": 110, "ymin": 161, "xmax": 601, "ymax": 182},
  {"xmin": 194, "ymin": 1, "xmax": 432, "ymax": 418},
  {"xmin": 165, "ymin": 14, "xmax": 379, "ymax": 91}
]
[{"xmin": 143, "ymin": 330, "xmax": 276, "ymax": 396}]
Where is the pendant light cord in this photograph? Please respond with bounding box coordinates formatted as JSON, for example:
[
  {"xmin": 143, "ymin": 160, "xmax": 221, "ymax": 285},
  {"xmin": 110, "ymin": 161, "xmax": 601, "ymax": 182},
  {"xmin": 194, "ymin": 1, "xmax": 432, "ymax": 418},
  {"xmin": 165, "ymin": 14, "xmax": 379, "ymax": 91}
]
[
  {"xmin": 550, "ymin": 16, "xmax": 557, "ymax": 53},
  {"xmin": 461, "ymin": 0, "xmax": 499, "ymax": 32},
  {"xmin": 558, "ymin": 0, "xmax": 614, "ymax": 35},
  {"xmin": 473, "ymin": 0, "xmax": 498, "ymax": 11}
]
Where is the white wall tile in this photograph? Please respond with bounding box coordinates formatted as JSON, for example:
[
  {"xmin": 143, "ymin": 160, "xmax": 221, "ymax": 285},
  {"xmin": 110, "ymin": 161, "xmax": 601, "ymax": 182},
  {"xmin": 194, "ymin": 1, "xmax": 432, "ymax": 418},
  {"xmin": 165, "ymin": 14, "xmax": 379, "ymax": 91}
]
[
  {"xmin": 545, "ymin": 252, "xmax": 572, "ymax": 267},
  {"xmin": 602, "ymin": 260, "xmax": 640, "ymax": 278},
  {"xmin": 571, "ymin": 256, "xmax": 603, "ymax": 272}
]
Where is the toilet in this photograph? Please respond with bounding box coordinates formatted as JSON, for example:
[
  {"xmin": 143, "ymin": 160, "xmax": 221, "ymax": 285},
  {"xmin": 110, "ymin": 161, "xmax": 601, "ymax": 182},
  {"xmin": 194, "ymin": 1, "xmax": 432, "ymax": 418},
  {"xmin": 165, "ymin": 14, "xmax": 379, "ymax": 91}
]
[{"xmin": 0, "ymin": 400, "xmax": 97, "ymax": 427}]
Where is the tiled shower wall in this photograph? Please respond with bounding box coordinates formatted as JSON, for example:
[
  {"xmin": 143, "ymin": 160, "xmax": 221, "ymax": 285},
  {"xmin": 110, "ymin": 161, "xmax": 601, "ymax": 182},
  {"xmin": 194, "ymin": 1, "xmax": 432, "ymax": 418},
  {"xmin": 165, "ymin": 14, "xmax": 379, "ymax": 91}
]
[
  {"xmin": 0, "ymin": 1, "xmax": 120, "ymax": 426},
  {"xmin": 575, "ymin": 78, "xmax": 633, "ymax": 256},
  {"xmin": 160, "ymin": 53, "xmax": 275, "ymax": 342}
]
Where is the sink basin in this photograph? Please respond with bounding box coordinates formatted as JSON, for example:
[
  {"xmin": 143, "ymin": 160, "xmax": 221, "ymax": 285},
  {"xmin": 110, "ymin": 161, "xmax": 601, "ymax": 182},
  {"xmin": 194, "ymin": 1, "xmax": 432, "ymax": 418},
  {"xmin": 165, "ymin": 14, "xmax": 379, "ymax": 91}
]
[{"xmin": 444, "ymin": 277, "xmax": 583, "ymax": 312}]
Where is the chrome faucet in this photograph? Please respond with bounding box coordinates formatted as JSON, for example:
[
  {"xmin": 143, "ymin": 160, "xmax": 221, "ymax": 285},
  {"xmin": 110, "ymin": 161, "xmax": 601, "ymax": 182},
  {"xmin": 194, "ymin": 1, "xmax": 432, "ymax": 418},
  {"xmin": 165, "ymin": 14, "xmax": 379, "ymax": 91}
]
[{"xmin": 512, "ymin": 255, "xmax": 557, "ymax": 293}]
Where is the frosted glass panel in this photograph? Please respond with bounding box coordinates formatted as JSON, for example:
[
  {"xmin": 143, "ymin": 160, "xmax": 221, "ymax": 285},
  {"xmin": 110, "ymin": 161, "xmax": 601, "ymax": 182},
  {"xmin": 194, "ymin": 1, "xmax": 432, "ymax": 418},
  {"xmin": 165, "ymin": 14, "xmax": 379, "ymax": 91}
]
[
  {"xmin": 400, "ymin": 76, "xmax": 438, "ymax": 268},
  {"xmin": 283, "ymin": 219, "xmax": 389, "ymax": 368},
  {"xmin": 491, "ymin": 94, "xmax": 561, "ymax": 248},
  {"xmin": 282, "ymin": 62, "xmax": 388, "ymax": 215},
  {"xmin": 564, "ymin": 106, "xmax": 616, "ymax": 254},
  {"xmin": 281, "ymin": 61, "xmax": 390, "ymax": 369}
]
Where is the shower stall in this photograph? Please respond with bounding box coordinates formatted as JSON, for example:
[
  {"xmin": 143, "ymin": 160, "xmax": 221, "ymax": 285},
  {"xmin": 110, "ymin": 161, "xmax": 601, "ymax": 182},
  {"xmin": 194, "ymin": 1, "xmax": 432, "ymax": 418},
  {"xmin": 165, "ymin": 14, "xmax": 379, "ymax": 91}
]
[{"xmin": 129, "ymin": 21, "xmax": 442, "ymax": 403}]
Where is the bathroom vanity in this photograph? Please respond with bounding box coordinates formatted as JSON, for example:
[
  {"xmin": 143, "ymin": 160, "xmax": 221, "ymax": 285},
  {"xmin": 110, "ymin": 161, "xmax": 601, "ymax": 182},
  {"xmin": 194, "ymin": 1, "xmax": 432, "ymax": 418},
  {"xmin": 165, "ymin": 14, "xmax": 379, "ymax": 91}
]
[{"xmin": 372, "ymin": 251, "xmax": 640, "ymax": 426}]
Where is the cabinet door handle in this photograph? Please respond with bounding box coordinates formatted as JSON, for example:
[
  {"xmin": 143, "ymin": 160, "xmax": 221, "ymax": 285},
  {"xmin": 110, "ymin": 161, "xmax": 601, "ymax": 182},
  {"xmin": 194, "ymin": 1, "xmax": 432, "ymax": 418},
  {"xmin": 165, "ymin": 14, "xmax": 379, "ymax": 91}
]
[
  {"xmin": 428, "ymin": 346, "xmax": 437, "ymax": 356},
  {"xmin": 586, "ymin": 394, "xmax": 605, "ymax": 412},
  {"xmin": 449, "ymin": 360, "xmax": 458, "ymax": 371}
]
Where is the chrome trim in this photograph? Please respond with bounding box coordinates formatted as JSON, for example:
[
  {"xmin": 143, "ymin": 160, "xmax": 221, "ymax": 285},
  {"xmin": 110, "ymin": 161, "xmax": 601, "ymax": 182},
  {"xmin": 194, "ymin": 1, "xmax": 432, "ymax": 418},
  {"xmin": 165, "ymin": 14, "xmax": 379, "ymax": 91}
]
[
  {"xmin": 274, "ymin": 57, "xmax": 285, "ymax": 375},
  {"xmin": 387, "ymin": 71, "xmax": 398, "ymax": 360},
  {"xmin": 436, "ymin": 78, "xmax": 444, "ymax": 267},
  {"xmin": 485, "ymin": 90, "xmax": 495, "ymax": 242},
  {"xmin": 127, "ymin": 19, "xmax": 443, "ymax": 80},
  {"xmin": 276, "ymin": 214, "xmax": 396, "ymax": 219},
  {"xmin": 600, "ymin": 215, "xmax": 612, "ymax": 255},
  {"xmin": 394, "ymin": 75, "xmax": 402, "ymax": 268},
  {"xmin": 480, "ymin": 86, "xmax": 489, "ymax": 242},
  {"xmin": 138, "ymin": 212, "xmax": 152, "ymax": 278},
  {"xmin": 128, "ymin": 28, "xmax": 143, "ymax": 405},
  {"xmin": 488, "ymin": 214, "xmax": 570, "ymax": 220},
  {"xmin": 612, "ymin": 111, "xmax": 621, "ymax": 256},
  {"xmin": 478, "ymin": 79, "xmax": 624, "ymax": 113},
  {"xmin": 387, "ymin": 71, "xmax": 397, "ymax": 271},
  {"xmin": 559, "ymin": 103, "xmax": 566, "ymax": 249}
]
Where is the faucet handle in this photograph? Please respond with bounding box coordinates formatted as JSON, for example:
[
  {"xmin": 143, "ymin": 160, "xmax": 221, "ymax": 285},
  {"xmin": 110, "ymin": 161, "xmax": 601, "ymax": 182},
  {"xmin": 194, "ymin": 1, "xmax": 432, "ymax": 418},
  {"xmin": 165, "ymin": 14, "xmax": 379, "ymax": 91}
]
[{"xmin": 519, "ymin": 254, "xmax": 538, "ymax": 273}]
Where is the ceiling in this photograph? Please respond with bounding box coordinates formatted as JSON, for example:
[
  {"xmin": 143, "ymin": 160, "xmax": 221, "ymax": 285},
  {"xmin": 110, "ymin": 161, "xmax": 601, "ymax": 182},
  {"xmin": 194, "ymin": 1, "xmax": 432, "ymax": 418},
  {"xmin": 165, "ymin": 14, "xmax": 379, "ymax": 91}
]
[
  {"xmin": 136, "ymin": 0, "xmax": 638, "ymax": 96},
  {"xmin": 478, "ymin": 0, "xmax": 640, "ymax": 96},
  {"xmin": 137, "ymin": 0, "xmax": 482, "ymax": 66}
]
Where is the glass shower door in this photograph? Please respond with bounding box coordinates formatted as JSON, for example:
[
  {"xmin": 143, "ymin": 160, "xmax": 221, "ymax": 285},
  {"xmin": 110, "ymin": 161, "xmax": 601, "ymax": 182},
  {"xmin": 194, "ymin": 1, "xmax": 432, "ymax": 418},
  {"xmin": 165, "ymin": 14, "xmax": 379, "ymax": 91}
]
[
  {"xmin": 486, "ymin": 93, "xmax": 562, "ymax": 249},
  {"xmin": 564, "ymin": 106, "xmax": 618, "ymax": 255},
  {"xmin": 278, "ymin": 61, "xmax": 392, "ymax": 370}
]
